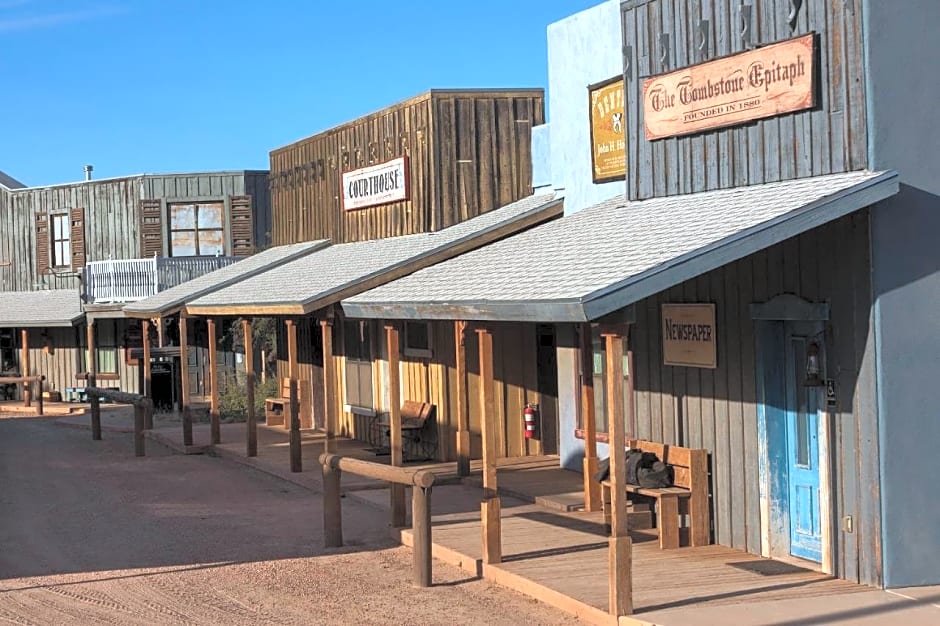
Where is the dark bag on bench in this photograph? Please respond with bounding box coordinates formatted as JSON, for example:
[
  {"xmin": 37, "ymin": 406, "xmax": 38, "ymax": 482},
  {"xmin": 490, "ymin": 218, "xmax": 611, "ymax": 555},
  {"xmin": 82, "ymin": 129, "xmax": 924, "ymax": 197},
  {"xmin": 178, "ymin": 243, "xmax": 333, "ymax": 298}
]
[
  {"xmin": 626, "ymin": 450, "xmax": 658, "ymax": 485},
  {"xmin": 637, "ymin": 461, "xmax": 674, "ymax": 488}
]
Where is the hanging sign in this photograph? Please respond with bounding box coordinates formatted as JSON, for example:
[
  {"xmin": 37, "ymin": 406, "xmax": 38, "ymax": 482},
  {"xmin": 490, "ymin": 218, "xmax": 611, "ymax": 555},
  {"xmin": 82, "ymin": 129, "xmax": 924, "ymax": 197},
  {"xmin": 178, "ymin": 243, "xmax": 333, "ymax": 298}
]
[
  {"xmin": 662, "ymin": 303, "xmax": 717, "ymax": 369},
  {"xmin": 342, "ymin": 156, "xmax": 410, "ymax": 211},
  {"xmin": 588, "ymin": 75, "xmax": 626, "ymax": 183},
  {"xmin": 643, "ymin": 33, "xmax": 815, "ymax": 140}
]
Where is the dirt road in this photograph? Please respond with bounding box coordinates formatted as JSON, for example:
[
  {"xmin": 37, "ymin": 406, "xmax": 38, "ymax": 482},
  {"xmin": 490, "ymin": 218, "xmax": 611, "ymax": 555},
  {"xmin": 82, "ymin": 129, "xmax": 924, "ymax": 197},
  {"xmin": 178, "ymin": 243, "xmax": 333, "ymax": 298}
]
[{"xmin": 0, "ymin": 417, "xmax": 577, "ymax": 625}]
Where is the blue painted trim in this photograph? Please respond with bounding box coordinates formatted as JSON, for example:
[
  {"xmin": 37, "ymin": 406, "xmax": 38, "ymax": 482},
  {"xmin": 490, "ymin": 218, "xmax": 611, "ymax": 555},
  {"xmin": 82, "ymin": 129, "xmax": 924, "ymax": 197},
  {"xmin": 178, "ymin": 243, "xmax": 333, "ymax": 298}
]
[{"xmin": 750, "ymin": 294, "xmax": 830, "ymax": 321}]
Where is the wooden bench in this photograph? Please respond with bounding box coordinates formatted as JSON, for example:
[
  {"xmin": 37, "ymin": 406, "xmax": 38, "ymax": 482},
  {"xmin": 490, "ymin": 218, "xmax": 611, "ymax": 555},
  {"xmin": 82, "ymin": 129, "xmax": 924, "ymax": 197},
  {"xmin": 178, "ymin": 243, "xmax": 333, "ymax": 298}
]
[
  {"xmin": 264, "ymin": 378, "xmax": 312, "ymax": 429},
  {"xmin": 369, "ymin": 401, "xmax": 439, "ymax": 462},
  {"xmin": 602, "ymin": 439, "xmax": 709, "ymax": 549}
]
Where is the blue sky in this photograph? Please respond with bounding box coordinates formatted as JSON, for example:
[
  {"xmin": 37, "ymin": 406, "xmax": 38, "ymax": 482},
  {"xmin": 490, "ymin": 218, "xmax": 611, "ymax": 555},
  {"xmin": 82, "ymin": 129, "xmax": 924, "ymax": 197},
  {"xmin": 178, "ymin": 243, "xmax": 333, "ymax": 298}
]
[{"xmin": 0, "ymin": 0, "xmax": 601, "ymax": 187}]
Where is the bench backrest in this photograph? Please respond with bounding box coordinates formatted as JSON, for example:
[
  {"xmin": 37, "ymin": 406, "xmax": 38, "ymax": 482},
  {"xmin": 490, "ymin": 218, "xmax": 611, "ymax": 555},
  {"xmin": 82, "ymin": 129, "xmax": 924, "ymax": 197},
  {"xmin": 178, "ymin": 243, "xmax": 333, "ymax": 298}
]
[
  {"xmin": 279, "ymin": 377, "xmax": 309, "ymax": 398},
  {"xmin": 402, "ymin": 400, "xmax": 435, "ymax": 423},
  {"xmin": 628, "ymin": 439, "xmax": 706, "ymax": 491}
]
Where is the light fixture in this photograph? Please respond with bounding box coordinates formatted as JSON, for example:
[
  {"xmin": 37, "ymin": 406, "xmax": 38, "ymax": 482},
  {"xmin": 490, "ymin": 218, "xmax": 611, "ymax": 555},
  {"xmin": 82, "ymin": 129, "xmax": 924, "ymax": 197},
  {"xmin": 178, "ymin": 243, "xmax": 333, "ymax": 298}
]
[{"xmin": 804, "ymin": 341, "xmax": 824, "ymax": 387}]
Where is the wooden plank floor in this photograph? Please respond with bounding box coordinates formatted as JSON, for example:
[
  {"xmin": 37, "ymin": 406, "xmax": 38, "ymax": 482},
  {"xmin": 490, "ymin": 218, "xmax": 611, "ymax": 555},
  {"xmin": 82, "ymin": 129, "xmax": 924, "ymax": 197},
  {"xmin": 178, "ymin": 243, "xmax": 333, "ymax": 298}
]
[{"xmin": 402, "ymin": 483, "xmax": 866, "ymax": 617}]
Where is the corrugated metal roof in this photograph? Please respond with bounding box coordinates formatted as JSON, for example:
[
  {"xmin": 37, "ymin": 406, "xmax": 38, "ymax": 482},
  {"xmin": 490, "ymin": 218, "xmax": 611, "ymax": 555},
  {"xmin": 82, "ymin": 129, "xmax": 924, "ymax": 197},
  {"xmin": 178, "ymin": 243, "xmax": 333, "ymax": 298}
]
[
  {"xmin": 0, "ymin": 290, "xmax": 83, "ymax": 327},
  {"xmin": 186, "ymin": 192, "xmax": 561, "ymax": 315},
  {"xmin": 123, "ymin": 241, "xmax": 329, "ymax": 317},
  {"xmin": 342, "ymin": 170, "xmax": 899, "ymax": 322}
]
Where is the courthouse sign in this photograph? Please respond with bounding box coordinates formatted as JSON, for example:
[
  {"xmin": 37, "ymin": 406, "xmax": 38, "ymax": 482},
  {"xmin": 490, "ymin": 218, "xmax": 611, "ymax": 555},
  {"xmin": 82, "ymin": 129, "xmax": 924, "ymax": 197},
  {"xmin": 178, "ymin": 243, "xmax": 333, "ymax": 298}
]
[
  {"xmin": 589, "ymin": 76, "xmax": 626, "ymax": 183},
  {"xmin": 342, "ymin": 156, "xmax": 410, "ymax": 211},
  {"xmin": 662, "ymin": 304, "xmax": 717, "ymax": 369},
  {"xmin": 643, "ymin": 33, "xmax": 815, "ymax": 140}
]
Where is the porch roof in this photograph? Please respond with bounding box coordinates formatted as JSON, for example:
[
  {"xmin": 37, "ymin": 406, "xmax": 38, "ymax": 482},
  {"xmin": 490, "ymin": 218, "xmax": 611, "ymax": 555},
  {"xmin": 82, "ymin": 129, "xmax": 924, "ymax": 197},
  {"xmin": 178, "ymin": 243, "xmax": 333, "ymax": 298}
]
[
  {"xmin": 122, "ymin": 240, "xmax": 329, "ymax": 318},
  {"xmin": 0, "ymin": 289, "xmax": 83, "ymax": 327},
  {"xmin": 184, "ymin": 192, "xmax": 563, "ymax": 317},
  {"xmin": 341, "ymin": 170, "xmax": 899, "ymax": 323}
]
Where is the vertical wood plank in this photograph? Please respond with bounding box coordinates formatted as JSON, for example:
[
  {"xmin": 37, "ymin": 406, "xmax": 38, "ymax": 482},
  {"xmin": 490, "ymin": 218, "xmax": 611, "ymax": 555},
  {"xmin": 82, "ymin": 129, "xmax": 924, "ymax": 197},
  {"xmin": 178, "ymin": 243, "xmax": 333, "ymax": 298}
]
[
  {"xmin": 207, "ymin": 318, "xmax": 220, "ymax": 445},
  {"xmin": 323, "ymin": 463, "xmax": 343, "ymax": 547},
  {"xmin": 604, "ymin": 327, "xmax": 632, "ymax": 617},
  {"xmin": 20, "ymin": 329, "xmax": 29, "ymax": 407},
  {"xmin": 243, "ymin": 319, "xmax": 257, "ymax": 457},
  {"xmin": 321, "ymin": 319, "xmax": 337, "ymax": 453},
  {"xmin": 477, "ymin": 326, "xmax": 501, "ymax": 564},
  {"xmin": 289, "ymin": 378, "xmax": 301, "ymax": 472},
  {"xmin": 387, "ymin": 323, "xmax": 407, "ymax": 528},
  {"xmin": 179, "ymin": 315, "xmax": 192, "ymax": 447},
  {"xmin": 724, "ymin": 262, "xmax": 746, "ymax": 550},
  {"xmin": 455, "ymin": 321, "xmax": 471, "ymax": 476},
  {"xmin": 740, "ymin": 255, "xmax": 761, "ymax": 554},
  {"xmin": 142, "ymin": 320, "xmax": 152, "ymax": 403},
  {"xmin": 580, "ymin": 323, "xmax": 602, "ymax": 511},
  {"xmin": 413, "ymin": 485, "xmax": 432, "ymax": 587}
]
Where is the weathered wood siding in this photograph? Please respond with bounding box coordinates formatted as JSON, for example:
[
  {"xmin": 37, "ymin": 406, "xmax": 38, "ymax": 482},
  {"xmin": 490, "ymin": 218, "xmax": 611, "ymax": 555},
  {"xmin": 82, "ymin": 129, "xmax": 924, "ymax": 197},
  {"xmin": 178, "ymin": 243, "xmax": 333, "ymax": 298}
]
[
  {"xmin": 628, "ymin": 211, "xmax": 874, "ymax": 582},
  {"xmin": 621, "ymin": 0, "xmax": 868, "ymax": 200},
  {"xmin": 269, "ymin": 90, "xmax": 544, "ymax": 245}
]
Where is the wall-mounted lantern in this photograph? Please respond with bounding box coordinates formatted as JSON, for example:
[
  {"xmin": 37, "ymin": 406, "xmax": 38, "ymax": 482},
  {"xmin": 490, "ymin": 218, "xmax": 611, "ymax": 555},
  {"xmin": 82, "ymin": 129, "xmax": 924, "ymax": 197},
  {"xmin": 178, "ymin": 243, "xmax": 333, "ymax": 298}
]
[{"xmin": 804, "ymin": 341, "xmax": 824, "ymax": 387}]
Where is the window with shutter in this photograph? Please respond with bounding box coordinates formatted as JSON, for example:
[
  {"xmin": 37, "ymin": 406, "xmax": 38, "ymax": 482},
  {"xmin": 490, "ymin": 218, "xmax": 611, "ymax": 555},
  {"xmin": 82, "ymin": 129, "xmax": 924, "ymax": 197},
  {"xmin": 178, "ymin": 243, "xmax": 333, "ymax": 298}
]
[
  {"xmin": 50, "ymin": 213, "xmax": 70, "ymax": 268},
  {"xmin": 140, "ymin": 199, "xmax": 164, "ymax": 258},
  {"xmin": 70, "ymin": 207, "xmax": 86, "ymax": 269},
  {"xmin": 229, "ymin": 195, "xmax": 254, "ymax": 257},
  {"xmin": 35, "ymin": 212, "xmax": 49, "ymax": 275}
]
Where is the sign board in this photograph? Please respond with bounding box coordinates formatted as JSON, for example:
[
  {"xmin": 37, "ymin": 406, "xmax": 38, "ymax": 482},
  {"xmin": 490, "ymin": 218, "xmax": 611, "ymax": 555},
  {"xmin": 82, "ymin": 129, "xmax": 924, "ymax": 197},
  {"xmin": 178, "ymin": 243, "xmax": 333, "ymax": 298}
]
[
  {"xmin": 662, "ymin": 303, "xmax": 717, "ymax": 369},
  {"xmin": 588, "ymin": 76, "xmax": 626, "ymax": 183},
  {"xmin": 643, "ymin": 33, "xmax": 816, "ymax": 140},
  {"xmin": 342, "ymin": 156, "xmax": 410, "ymax": 211},
  {"xmin": 826, "ymin": 379, "xmax": 838, "ymax": 408}
]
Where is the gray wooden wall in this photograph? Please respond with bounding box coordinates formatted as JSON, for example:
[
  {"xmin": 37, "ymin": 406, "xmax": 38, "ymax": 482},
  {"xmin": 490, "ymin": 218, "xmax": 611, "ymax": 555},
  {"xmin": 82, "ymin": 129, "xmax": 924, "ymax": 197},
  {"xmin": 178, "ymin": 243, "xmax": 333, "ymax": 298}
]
[
  {"xmin": 621, "ymin": 0, "xmax": 868, "ymax": 200},
  {"xmin": 626, "ymin": 210, "xmax": 877, "ymax": 584}
]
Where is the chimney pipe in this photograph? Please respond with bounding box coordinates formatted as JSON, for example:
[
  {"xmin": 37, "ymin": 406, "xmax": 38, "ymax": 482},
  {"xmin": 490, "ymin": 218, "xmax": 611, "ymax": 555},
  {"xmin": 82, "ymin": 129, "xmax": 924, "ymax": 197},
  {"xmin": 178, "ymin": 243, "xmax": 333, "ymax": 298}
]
[{"xmin": 83, "ymin": 164, "xmax": 93, "ymax": 181}]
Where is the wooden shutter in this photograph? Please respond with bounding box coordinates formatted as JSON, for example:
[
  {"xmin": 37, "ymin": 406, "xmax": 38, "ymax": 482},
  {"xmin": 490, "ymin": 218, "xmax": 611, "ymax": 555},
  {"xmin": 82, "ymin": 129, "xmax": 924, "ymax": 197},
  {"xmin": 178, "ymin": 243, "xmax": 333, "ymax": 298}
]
[
  {"xmin": 70, "ymin": 207, "xmax": 86, "ymax": 270},
  {"xmin": 230, "ymin": 195, "xmax": 255, "ymax": 257},
  {"xmin": 35, "ymin": 212, "xmax": 49, "ymax": 275},
  {"xmin": 140, "ymin": 199, "xmax": 164, "ymax": 257}
]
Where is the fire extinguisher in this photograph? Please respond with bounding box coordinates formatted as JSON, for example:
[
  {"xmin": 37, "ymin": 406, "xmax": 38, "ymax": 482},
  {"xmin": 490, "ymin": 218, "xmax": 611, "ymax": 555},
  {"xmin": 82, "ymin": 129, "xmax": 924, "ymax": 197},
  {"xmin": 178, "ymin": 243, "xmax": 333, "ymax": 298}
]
[{"xmin": 523, "ymin": 403, "xmax": 539, "ymax": 439}]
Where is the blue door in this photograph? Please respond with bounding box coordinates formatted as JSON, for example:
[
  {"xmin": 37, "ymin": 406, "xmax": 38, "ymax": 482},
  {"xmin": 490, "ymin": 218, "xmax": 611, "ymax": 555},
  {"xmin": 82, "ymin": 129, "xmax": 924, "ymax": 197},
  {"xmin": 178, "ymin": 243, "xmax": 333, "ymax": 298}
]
[{"xmin": 784, "ymin": 334, "xmax": 822, "ymax": 562}]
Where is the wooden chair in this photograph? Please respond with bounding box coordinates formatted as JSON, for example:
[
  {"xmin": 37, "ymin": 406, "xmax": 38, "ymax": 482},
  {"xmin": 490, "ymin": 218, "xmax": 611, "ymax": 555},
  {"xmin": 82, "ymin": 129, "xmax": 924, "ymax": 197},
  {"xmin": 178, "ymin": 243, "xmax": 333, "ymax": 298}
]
[
  {"xmin": 264, "ymin": 377, "xmax": 312, "ymax": 429},
  {"xmin": 369, "ymin": 401, "xmax": 439, "ymax": 461},
  {"xmin": 602, "ymin": 439, "xmax": 709, "ymax": 549}
]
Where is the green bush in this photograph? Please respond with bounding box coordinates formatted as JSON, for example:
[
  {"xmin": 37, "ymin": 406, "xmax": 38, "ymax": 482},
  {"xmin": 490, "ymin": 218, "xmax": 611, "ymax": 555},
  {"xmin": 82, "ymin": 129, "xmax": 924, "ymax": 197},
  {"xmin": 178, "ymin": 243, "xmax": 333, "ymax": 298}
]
[{"xmin": 219, "ymin": 376, "xmax": 281, "ymax": 422}]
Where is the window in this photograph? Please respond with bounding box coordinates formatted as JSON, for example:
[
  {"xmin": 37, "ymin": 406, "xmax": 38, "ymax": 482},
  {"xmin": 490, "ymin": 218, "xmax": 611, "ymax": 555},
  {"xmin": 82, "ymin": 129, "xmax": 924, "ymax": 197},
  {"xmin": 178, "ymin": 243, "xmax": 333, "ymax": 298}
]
[
  {"xmin": 79, "ymin": 320, "xmax": 119, "ymax": 375},
  {"xmin": 51, "ymin": 213, "xmax": 70, "ymax": 268},
  {"xmin": 168, "ymin": 201, "xmax": 225, "ymax": 257},
  {"xmin": 403, "ymin": 321, "xmax": 432, "ymax": 358},
  {"xmin": 577, "ymin": 327, "xmax": 632, "ymax": 441},
  {"xmin": 343, "ymin": 320, "xmax": 374, "ymax": 411}
]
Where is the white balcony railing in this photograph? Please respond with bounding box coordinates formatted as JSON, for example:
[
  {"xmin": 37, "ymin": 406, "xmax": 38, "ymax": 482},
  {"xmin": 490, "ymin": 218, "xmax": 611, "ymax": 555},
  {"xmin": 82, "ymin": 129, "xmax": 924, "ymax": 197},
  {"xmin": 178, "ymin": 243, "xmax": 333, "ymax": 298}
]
[{"xmin": 83, "ymin": 255, "xmax": 239, "ymax": 304}]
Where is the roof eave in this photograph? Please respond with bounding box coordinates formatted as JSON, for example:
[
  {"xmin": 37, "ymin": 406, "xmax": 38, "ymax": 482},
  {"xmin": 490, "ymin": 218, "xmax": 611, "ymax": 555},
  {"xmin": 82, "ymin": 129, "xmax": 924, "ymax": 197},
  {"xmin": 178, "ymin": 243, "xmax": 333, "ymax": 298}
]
[{"xmin": 340, "ymin": 299, "xmax": 589, "ymax": 323}]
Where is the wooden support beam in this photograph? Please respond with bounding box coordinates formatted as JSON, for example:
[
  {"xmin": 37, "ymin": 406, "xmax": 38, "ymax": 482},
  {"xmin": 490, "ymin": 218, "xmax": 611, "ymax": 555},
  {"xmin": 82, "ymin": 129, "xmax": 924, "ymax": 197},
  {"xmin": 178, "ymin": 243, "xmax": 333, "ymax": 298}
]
[
  {"xmin": 179, "ymin": 314, "xmax": 192, "ymax": 447},
  {"xmin": 87, "ymin": 321, "xmax": 100, "ymax": 441},
  {"xmin": 155, "ymin": 316, "xmax": 165, "ymax": 348},
  {"xmin": 243, "ymin": 319, "xmax": 257, "ymax": 457},
  {"xmin": 286, "ymin": 319, "xmax": 298, "ymax": 379},
  {"xmin": 321, "ymin": 319, "xmax": 336, "ymax": 453},
  {"xmin": 455, "ymin": 320, "xmax": 471, "ymax": 477},
  {"xmin": 477, "ymin": 326, "xmax": 501, "ymax": 565},
  {"xmin": 323, "ymin": 461, "xmax": 343, "ymax": 547},
  {"xmin": 603, "ymin": 326, "xmax": 632, "ymax": 617},
  {"xmin": 386, "ymin": 323, "xmax": 406, "ymax": 528},
  {"xmin": 208, "ymin": 318, "xmax": 221, "ymax": 445},
  {"xmin": 413, "ymin": 485, "xmax": 432, "ymax": 587},
  {"xmin": 141, "ymin": 319, "xmax": 153, "ymax": 429},
  {"xmin": 289, "ymin": 378, "xmax": 302, "ymax": 472},
  {"xmin": 20, "ymin": 329, "xmax": 30, "ymax": 408},
  {"xmin": 580, "ymin": 323, "xmax": 602, "ymax": 512}
]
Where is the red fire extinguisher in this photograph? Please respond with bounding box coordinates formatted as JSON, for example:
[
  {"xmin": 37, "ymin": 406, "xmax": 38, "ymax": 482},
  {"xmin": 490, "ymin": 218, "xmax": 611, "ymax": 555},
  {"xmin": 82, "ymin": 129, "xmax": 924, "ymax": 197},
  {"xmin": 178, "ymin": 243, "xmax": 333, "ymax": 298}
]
[{"xmin": 523, "ymin": 403, "xmax": 539, "ymax": 439}]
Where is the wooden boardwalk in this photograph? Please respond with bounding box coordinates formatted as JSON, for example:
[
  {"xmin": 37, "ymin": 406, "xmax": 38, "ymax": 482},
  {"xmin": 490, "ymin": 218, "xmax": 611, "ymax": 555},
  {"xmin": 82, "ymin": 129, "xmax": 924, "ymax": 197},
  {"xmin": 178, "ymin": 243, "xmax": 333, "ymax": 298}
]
[{"xmin": 393, "ymin": 477, "xmax": 866, "ymax": 625}]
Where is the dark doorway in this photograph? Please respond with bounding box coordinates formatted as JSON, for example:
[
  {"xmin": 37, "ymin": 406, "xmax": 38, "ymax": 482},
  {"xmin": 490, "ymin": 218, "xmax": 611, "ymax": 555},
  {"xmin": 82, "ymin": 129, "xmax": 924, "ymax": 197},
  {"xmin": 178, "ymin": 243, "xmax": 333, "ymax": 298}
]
[
  {"xmin": 151, "ymin": 358, "xmax": 176, "ymax": 412},
  {"xmin": 536, "ymin": 324, "xmax": 559, "ymax": 455}
]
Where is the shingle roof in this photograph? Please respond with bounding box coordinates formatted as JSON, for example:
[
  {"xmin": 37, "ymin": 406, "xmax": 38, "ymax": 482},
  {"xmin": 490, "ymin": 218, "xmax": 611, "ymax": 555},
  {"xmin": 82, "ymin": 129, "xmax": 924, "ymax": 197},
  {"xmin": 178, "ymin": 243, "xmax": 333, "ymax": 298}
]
[
  {"xmin": 186, "ymin": 192, "xmax": 562, "ymax": 315},
  {"xmin": 0, "ymin": 170, "xmax": 26, "ymax": 189},
  {"xmin": 123, "ymin": 241, "xmax": 329, "ymax": 317},
  {"xmin": 342, "ymin": 170, "xmax": 899, "ymax": 322},
  {"xmin": 0, "ymin": 290, "xmax": 83, "ymax": 327}
]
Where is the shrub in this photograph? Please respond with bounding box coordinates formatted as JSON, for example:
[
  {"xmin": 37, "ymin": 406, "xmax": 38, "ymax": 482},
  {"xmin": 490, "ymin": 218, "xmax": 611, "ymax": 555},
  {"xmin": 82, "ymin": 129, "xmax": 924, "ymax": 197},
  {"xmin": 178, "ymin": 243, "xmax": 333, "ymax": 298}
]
[{"xmin": 219, "ymin": 375, "xmax": 281, "ymax": 422}]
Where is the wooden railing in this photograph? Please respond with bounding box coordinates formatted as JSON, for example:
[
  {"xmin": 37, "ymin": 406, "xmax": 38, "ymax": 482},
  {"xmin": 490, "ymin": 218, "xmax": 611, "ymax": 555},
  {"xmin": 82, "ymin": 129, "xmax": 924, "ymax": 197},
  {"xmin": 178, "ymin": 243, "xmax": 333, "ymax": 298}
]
[
  {"xmin": 82, "ymin": 255, "xmax": 238, "ymax": 304},
  {"xmin": 0, "ymin": 376, "xmax": 45, "ymax": 414},
  {"xmin": 319, "ymin": 453, "xmax": 437, "ymax": 587},
  {"xmin": 85, "ymin": 385, "xmax": 153, "ymax": 457}
]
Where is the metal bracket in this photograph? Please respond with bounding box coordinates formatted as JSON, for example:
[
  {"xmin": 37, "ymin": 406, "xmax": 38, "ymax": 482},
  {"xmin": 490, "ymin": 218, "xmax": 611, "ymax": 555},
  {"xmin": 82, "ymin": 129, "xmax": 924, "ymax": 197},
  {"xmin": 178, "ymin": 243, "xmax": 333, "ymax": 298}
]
[
  {"xmin": 658, "ymin": 32, "xmax": 670, "ymax": 72},
  {"xmin": 740, "ymin": 4, "xmax": 752, "ymax": 48},
  {"xmin": 697, "ymin": 19, "xmax": 709, "ymax": 61},
  {"xmin": 788, "ymin": 0, "xmax": 803, "ymax": 31},
  {"xmin": 623, "ymin": 45, "xmax": 633, "ymax": 81}
]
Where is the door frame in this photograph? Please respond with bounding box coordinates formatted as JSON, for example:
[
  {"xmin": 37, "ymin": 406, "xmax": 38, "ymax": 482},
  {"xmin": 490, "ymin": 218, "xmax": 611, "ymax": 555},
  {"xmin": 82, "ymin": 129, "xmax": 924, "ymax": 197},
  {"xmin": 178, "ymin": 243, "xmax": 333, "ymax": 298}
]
[{"xmin": 751, "ymin": 294, "xmax": 834, "ymax": 573}]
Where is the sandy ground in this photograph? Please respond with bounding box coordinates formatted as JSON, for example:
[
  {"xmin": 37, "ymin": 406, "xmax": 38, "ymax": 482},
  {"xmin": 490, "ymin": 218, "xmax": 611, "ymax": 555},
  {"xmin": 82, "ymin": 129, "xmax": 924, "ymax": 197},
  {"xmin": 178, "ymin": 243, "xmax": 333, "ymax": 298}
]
[{"xmin": 0, "ymin": 416, "xmax": 579, "ymax": 625}]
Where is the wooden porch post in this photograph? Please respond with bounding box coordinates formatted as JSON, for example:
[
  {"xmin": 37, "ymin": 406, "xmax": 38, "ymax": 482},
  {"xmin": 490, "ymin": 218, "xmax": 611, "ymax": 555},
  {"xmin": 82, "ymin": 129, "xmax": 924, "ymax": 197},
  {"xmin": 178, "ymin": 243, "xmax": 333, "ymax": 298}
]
[
  {"xmin": 20, "ymin": 329, "xmax": 30, "ymax": 408},
  {"xmin": 208, "ymin": 318, "xmax": 220, "ymax": 445},
  {"xmin": 386, "ymin": 322, "xmax": 407, "ymax": 528},
  {"xmin": 581, "ymin": 323, "xmax": 602, "ymax": 512},
  {"xmin": 454, "ymin": 321, "xmax": 470, "ymax": 477},
  {"xmin": 321, "ymin": 319, "xmax": 336, "ymax": 454},
  {"xmin": 87, "ymin": 320, "xmax": 100, "ymax": 440},
  {"xmin": 141, "ymin": 319, "xmax": 152, "ymax": 398},
  {"xmin": 155, "ymin": 316, "xmax": 165, "ymax": 348},
  {"xmin": 179, "ymin": 314, "xmax": 193, "ymax": 447},
  {"xmin": 477, "ymin": 326, "xmax": 501, "ymax": 564},
  {"xmin": 286, "ymin": 319, "xmax": 301, "ymax": 470},
  {"xmin": 603, "ymin": 325, "xmax": 632, "ymax": 617},
  {"xmin": 243, "ymin": 319, "xmax": 257, "ymax": 457}
]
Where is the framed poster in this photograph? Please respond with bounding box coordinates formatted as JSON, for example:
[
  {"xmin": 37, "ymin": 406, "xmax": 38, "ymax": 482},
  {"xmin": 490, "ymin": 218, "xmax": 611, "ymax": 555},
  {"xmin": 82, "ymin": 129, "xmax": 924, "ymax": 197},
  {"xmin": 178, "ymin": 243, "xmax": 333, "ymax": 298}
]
[
  {"xmin": 662, "ymin": 303, "xmax": 717, "ymax": 369},
  {"xmin": 588, "ymin": 75, "xmax": 627, "ymax": 184}
]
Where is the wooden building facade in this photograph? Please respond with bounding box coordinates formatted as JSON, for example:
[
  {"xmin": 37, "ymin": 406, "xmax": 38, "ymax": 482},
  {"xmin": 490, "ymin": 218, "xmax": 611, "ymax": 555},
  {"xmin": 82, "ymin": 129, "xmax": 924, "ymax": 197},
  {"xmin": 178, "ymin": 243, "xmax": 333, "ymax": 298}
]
[{"xmin": 269, "ymin": 89, "xmax": 544, "ymax": 245}]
